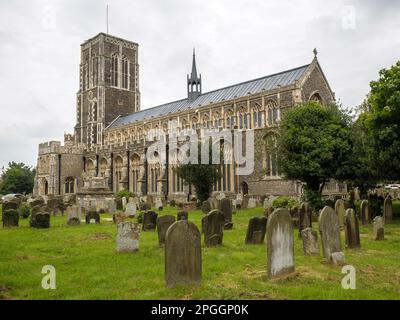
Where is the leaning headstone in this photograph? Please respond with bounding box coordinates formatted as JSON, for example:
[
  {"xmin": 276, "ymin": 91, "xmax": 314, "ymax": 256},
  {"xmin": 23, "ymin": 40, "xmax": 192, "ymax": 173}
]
[
  {"xmin": 266, "ymin": 208, "xmax": 295, "ymax": 279},
  {"xmin": 298, "ymin": 202, "xmax": 312, "ymax": 237},
  {"xmin": 177, "ymin": 211, "xmax": 188, "ymax": 221},
  {"xmin": 165, "ymin": 220, "xmax": 201, "ymax": 288},
  {"xmin": 142, "ymin": 211, "xmax": 158, "ymax": 231},
  {"xmin": 344, "ymin": 209, "xmax": 361, "ymax": 249},
  {"xmin": 383, "ymin": 197, "xmax": 393, "ymax": 224},
  {"xmin": 373, "ymin": 216, "xmax": 384, "ymax": 240},
  {"xmin": 116, "ymin": 222, "xmax": 140, "ymax": 253},
  {"xmin": 124, "ymin": 203, "xmax": 136, "ymax": 218},
  {"xmin": 202, "ymin": 209, "xmax": 225, "ymax": 247},
  {"xmin": 157, "ymin": 215, "xmax": 176, "ymax": 246},
  {"xmin": 335, "ymin": 199, "xmax": 346, "ymax": 230},
  {"xmin": 318, "ymin": 206, "xmax": 344, "ymax": 264},
  {"xmin": 201, "ymin": 200, "xmax": 211, "ymax": 213},
  {"xmin": 331, "ymin": 252, "xmax": 346, "ymax": 266},
  {"xmin": 360, "ymin": 200, "xmax": 369, "ymax": 225},
  {"xmin": 66, "ymin": 205, "xmax": 81, "ymax": 226},
  {"xmin": 301, "ymin": 228, "xmax": 319, "ymax": 256},
  {"xmin": 220, "ymin": 198, "xmax": 233, "ymax": 230},
  {"xmin": 247, "ymin": 198, "xmax": 256, "ymax": 208},
  {"xmin": 245, "ymin": 217, "xmax": 267, "ymax": 244}
]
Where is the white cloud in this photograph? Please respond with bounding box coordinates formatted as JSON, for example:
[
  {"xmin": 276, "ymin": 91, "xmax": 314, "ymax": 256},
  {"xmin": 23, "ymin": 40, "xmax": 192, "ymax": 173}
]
[{"xmin": 0, "ymin": 0, "xmax": 399, "ymax": 169}]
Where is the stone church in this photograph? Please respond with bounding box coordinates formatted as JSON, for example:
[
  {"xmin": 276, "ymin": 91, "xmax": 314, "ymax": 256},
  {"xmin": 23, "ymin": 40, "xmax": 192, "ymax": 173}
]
[{"xmin": 33, "ymin": 32, "xmax": 346, "ymax": 205}]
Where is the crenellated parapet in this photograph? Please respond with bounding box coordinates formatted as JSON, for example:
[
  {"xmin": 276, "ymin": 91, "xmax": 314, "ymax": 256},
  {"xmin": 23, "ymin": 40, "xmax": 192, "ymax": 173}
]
[{"xmin": 38, "ymin": 140, "xmax": 85, "ymax": 155}]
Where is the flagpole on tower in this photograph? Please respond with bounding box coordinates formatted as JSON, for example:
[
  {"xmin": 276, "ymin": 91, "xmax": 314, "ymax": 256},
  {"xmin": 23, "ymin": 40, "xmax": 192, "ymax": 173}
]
[{"xmin": 106, "ymin": 4, "xmax": 109, "ymax": 34}]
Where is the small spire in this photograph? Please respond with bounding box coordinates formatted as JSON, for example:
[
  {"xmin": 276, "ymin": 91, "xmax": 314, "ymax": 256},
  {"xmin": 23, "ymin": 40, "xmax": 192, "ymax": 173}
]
[
  {"xmin": 313, "ymin": 48, "xmax": 318, "ymax": 58},
  {"xmin": 191, "ymin": 48, "xmax": 198, "ymax": 79}
]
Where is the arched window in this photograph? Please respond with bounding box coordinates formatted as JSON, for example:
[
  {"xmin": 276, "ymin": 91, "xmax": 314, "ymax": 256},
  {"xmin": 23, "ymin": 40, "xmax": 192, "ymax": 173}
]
[
  {"xmin": 44, "ymin": 180, "xmax": 49, "ymax": 195},
  {"xmin": 253, "ymin": 104, "xmax": 265, "ymax": 128},
  {"xmin": 121, "ymin": 56, "xmax": 129, "ymax": 89},
  {"xmin": 264, "ymin": 134, "xmax": 279, "ymax": 177},
  {"xmin": 266, "ymin": 100, "xmax": 280, "ymax": 126},
  {"xmin": 309, "ymin": 92, "xmax": 323, "ymax": 104},
  {"xmin": 213, "ymin": 140, "xmax": 233, "ymax": 192},
  {"xmin": 130, "ymin": 154, "xmax": 140, "ymax": 194},
  {"xmin": 114, "ymin": 156, "xmax": 124, "ymax": 192},
  {"xmin": 99, "ymin": 158, "xmax": 108, "ymax": 177},
  {"xmin": 86, "ymin": 159, "xmax": 96, "ymax": 177},
  {"xmin": 111, "ymin": 54, "xmax": 119, "ymax": 87},
  {"xmin": 65, "ymin": 177, "xmax": 75, "ymax": 194}
]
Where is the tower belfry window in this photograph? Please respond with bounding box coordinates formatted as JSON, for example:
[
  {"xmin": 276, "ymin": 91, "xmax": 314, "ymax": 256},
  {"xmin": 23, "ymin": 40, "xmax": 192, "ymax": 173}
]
[
  {"xmin": 111, "ymin": 54, "xmax": 119, "ymax": 87},
  {"xmin": 122, "ymin": 57, "xmax": 129, "ymax": 89}
]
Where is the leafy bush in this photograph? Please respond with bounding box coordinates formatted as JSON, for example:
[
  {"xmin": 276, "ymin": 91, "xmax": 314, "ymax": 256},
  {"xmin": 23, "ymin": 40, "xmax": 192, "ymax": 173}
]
[
  {"xmin": 170, "ymin": 200, "xmax": 176, "ymax": 207},
  {"xmin": 19, "ymin": 203, "xmax": 31, "ymax": 219},
  {"xmin": 272, "ymin": 196, "xmax": 300, "ymax": 210},
  {"xmin": 137, "ymin": 211, "xmax": 144, "ymax": 224},
  {"xmin": 116, "ymin": 190, "xmax": 134, "ymax": 199}
]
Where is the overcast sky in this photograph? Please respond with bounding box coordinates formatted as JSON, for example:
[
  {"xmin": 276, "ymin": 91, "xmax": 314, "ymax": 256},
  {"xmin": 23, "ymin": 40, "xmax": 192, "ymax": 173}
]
[{"xmin": 0, "ymin": 0, "xmax": 399, "ymax": 170}]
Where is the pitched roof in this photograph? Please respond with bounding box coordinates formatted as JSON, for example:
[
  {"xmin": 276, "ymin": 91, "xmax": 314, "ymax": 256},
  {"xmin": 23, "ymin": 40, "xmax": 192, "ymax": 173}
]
[{"xmin": 109, "ymin": 64, "xmax": 309, "ymax": 128}]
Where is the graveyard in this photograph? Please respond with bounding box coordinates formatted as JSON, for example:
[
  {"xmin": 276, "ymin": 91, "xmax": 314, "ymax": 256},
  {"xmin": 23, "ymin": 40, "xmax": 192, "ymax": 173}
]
[{"xmin": 1, "ymin": 204, "xmax": 399, "ymax": 300}]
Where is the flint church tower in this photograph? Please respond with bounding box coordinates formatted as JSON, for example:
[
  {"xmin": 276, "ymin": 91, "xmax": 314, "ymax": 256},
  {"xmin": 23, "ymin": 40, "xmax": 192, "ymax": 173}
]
[{"xmin": 74, "ymin": 33, "xmax": 140, "ymax": 148}]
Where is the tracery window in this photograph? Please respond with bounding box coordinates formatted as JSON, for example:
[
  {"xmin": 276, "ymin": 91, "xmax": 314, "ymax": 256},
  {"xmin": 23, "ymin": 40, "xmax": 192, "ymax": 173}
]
[
  {"xmin": 111, "ymin": 54, "xmax": 119, "ymax": 87},
  {"xmin": 122, "ymin": 56, "xmax": 129, "ymax": 89}
]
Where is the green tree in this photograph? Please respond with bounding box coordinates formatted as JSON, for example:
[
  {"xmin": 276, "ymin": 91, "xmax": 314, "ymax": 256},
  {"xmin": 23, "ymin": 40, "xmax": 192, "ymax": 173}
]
[
  {"xmin": 277, "ymin": 101, "xmax": 352, "ymax": 210},
  {"xmin": 345, "ymin": 100, "xmax": 379, "ymax": 198},
  {"xmin": 176, "ymin": 141, "xmax": 222, "ymax": 203},
  {"xmin": 366, "ymin": 61, "xmax": 400, "ymax": 181},
  {"xmin": 0, "ymin": 162, "xmax": 36, "ymax": 195}
]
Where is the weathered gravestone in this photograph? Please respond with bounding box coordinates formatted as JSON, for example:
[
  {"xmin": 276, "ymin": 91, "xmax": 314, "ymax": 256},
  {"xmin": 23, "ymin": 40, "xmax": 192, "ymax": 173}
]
[
  {"xmin": 247, "ymin": 198, "xmax": 256, "ymax": 208},
  {"xmin": 383, "ymin": 197, "xmax": 393, "ymax": 224},
  {"xmin": 201, "ymin": 200, "xmax": 211, "ymax": 213},
  {"xmin": 142, "ymin": 211, "xmax": 158, "ymax": 231},
  {"xmin": 2, "ymin": 201, "xmax": 20, "ymax": 227},
  {"xmin": 85, "ymin": 210, "xmax": 100, "ymax": 224},
  {"xmin": 107, "ymin": 200, "xmax": 117, "ymax": 214},
  {"xmin": 155, "ymin": 198, "xmax": 163, "ymax": 211},
  {"xmin": 177, "ymin": 211, "xmax": 188, "ymax": 221},
  {"xmin": 266, "ymin": 208, "xmax": 295, "ymax": 279},
  {"xmin": 201, "ymin": 209, "xmax": 224, "ymax": 247},
  {"xmin": 245, "ymin": 217, "xmax": 267, "ymax": 244},
  {"xmin": 373, "ymin": 216, "xmax": 384, "ymax": 240},
  {"xmin": 231, "ymin": 200, "xmax": 237, "ymax": 214},
  {"xmin": 165, "ymin": 220, "xmax": 201, "ymax": 288},
  {"xmin": 125, "ymin": 203, "xmax": 136, "ymax": 217},
  {"xmin": 122, "ymin": 197, "xmax": 127, "ymax": 210},
  {"xmin": 335, "ymin": 199, "xmax": 346, "ymax": 230},
  {"xmin": 31, "ymin": 212, "xmax": 50, "ymax": 228},
  {"xmin": 301, "ymin": 228, "xmax": 319, "ymax": 256},
  {"xmin": 298, "ymin": 202, "xmax": 312, "ymax": 238},
  {"xmin": 116, "ymin": 222, "xmax": 140, "ymax": 253},
  {"xmin": 318, "ymin": 206, "xmax": 345, "ymax": 265},
  {"xmin": 66, "ymin": 205, "xmax": 81, "ymax": 226},
  {"xmin": 2, "ymin": 209, "xmax": 19, "ymax": 227},
  {"xmin": 360, "ymin": 200, "xmax": 369, "ymax": 225},
  {"xmin": 157, "ymin": 215, "xmax": 176, "ymax": 246},
  {"xmin": 220, "ymin": 198, "xmax": 233, "ymax": 230},
  {"xmin": 344, "ymin": 208, "xmax": 361, "ymax": 249}
]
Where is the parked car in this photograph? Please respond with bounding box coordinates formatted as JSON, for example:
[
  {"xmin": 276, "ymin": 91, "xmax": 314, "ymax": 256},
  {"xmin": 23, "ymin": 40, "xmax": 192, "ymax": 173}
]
[{"xmin": 1, "ymin": 193, "xmax": 23, "ymax": 202}]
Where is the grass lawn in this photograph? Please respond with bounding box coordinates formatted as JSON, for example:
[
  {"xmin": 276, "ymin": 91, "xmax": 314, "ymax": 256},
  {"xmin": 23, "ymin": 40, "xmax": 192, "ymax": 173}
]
[{"xmin": 0, "ymin": 205, "xmax": 400, "ymax": 300}]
